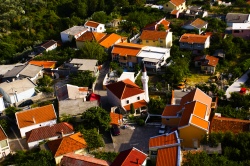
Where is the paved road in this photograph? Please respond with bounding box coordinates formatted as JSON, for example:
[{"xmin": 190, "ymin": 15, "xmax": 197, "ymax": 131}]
[{"xmin": 226, "ymin": 69, "xmax": 250, "ymax": 98}]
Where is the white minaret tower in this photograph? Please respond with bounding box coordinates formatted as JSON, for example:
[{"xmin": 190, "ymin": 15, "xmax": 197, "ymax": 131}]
[{"xmin": 141, "ymin": 63, "xmax": 149, "ymax": 102}]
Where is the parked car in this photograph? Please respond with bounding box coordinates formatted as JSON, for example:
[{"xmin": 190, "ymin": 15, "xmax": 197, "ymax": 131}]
[
  {"xmin": 111, "ymin": 125, "xmax": 120, "ymax": 136},
  {"xmin": 18, "ymin": 99, "xmax": 33, "ymax": 107}
]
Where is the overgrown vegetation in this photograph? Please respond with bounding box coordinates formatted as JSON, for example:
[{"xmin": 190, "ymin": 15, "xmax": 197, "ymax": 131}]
[
  {"xmin": 90, "ymin": 151, "xmax": 119, "ymax": 163},
  {"xmin": 69, "ymin": 71, "xmax": 96, "ymax": 88}
]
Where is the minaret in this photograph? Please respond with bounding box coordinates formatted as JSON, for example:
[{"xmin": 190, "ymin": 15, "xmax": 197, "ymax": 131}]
[{"xmin": 141, "ymin": 63, "xmax": 149, "ymax": 102}]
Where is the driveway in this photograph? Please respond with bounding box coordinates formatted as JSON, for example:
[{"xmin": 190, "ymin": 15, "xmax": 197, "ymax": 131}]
[{"xmin": 111, "ymin": 124, "xmax": 159, "ymax": 153}]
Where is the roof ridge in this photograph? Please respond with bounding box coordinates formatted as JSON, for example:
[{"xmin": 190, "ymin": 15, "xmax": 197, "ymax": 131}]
[{"xmin": 16, "ymin": 104, "xmax": 53, "ymax": 114}]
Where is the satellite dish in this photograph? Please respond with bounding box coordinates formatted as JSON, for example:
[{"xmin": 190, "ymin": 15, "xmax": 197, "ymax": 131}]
[{"xmin": 54, "ymin": 73, "xmax": 59, "ymax": 79}]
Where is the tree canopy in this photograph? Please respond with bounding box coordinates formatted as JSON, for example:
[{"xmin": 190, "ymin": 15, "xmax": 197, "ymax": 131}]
[{"xmin": 69, "ymin": 71, "xmax": 96, "ymax": 88}]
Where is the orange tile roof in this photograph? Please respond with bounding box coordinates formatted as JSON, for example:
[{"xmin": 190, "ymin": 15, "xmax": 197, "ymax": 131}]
[
  {"xmin": 29, "ymin": 61, "xmax": 57, "ymax": 69},
  {"xmin": 47, "ymin": 132, "xmax": 87, "ymax": 157},
  {"xmin": 210, "ymin": 116, "xmax": 250, "ymax": 133},
  {"xmin": 156, "ymin": 146, "xmax": 178, "ymax": 166},
  {"xmin": 123, "ymin": 100, "xmax": 147, "ymax": 111},
  {"xmin": 78, "ymin": 87, "xmax": 88, "ymax": 92},
  {"xmin": 16, "ymin": 104, "xmax": 57, "ymax": 128},
  {"xmin": 170, "ymin": 0, "xmax": 185, "ymax": 6},
  {"xmin": 162, "ymin": 105, "xmax": 182, "ymax": 116},
  {"xmin": 190, "ymin": 115, "xmax": 209, "ymax": 131},
  {"xmin": 110, "ymin": 112, "xmax": 123, "ymax": 125},
  {"xmin": 112, "ymin": 43, "xmax": 144, "ymax": 56},
  {"xmin": 203, "ymin": 55, "xmax": 219, "ymax": 67},
  {"xmin": 0, "ymin": 125, "xmax": 7, "ymax": 141},
  {"xmin": 143, "ymin": 18, "xmax": 170, "ymax": 31},
  {"xmin": 85, "ymin": 21, "xmax": 101, "ymax": 28},
  {"xmin": 111, "ymin": 147, "xmax": 147, "ymax": 166},
  {"xmin": 149, "ymin": 131, "xmax": 178, "ymax": 148},
  {"xmin": 99, "ymin": 33, "xmax": 122, "ymax": 48},
  {"xmin": 171, "ymin": 10, "xmax": 179, "ymax": 15},
  {"xmin": 76, "ymin": 31, "xmax": 106, "ymax": 42},
  {"xmin": 192, "ymin": 101, "xmax": 207, "ymax": 119},
  {"xmin": 61, "ymin": 153, "xmax": 110, "ymax": 166},
  {"xmin": 190, "ymin": 18, "xmax": 207, "ymax": 29},
  {"xmin": 140, "ymin": 30, "xmax": 168, "ymax": 41},
  {"xmin": 106, "ymin": 79, "xmax": 144, "ymax": 99},
  {"xmin": 179, "ymin": 33, "xmax": 209, "ymax": 44}
]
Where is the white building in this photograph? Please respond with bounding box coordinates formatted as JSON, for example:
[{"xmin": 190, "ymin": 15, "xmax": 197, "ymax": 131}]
[
  {"xmin": 0, "ymin": 125, "xmax": 10, "ymax": 158},
  {"xmin": 0, "ymin": 78, "xmax": 37, "ymax": 107},
  {"xmin": 15, "ymin": 104, "xmax": 57, "ymax": 138},
  {"xmin": 60, "ymin": 26, "xmax": 88, "ymax": 43},
  {"xmin": 137, "ymin": 46, "xmax": 170, "ymax": 72},
  {"xmin": 84, "ymin": 21, "xmax": 106, "ymax": 33}
]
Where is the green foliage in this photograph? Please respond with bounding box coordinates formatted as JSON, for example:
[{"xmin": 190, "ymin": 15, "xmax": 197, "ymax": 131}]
[
  {"xmin": 59, "ymin": 114, "xmax": 75, "ymax": 124},
  {"xmin": 90, "ymin": 151, "xmax": 119, "ymax": 162},
  {"xmin": 2, "ymin": 149, "xmax": 55, "ymax": 166},
  {"xmin": 38, "ymin": 86, "xmax": 54, "ymax": 93},
  {"xmin": 157, "ymin": 24, "xmax": 166, "ymax": 31},
  {"xmin": 0, "ymin": 119, "xmax": 9, "ymax": 133},
  {"xmin": 91, "ymin": 11, "xmax": 109, "ymax": 24},
  {"xmin": 148, "ymin": 97, "xmax": 165, "ymax": 114},
  {"xmin": 135, "ymin": 72, "xmax": 143, "ymax": 88},
  {"xmin": 31, "ymin": 100, "xmax": 53, "ymax": 108},
  {"xmin": 215, "ymin": 105, "xmax": 249, "ymax": 120},
  {"xmin": 130, "ymin": 103, "xmax": 135, "ymax": 114},
  {"xmin": 77, "ymin": 126, "xmax": 104, "ymax": 150},
  {"xmin": 81, "ymin": 107, "xmax": 111, "ymax": 131},
  {"xmin": 4, "ymin": 107, "xmax": 21, "ymax": 120},
  {"xmin": 136, "ymin": 117, "xmax": 145, "ymax": 126},
  {"xmin": 69, "ymin": 71, "xmax": 96, "ymax": 88},
  {"xmin": 37, "ymin": 75, "xmax": 53, "ymax": 87}
]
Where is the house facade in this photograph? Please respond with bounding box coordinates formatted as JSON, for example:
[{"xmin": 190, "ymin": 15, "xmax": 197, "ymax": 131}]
[
  {"xmin": 182, "ymin": 18, "xmax": 208, "ymax": 34},
  {"xmin": 0, "ymin": 96, "xmax": 5, "ymax": 113},
  {"xmin": 161, "ymin": 88, "xmax": 212, "ymax": 149},
  {"xmin": 136, "ymin": 46, "xmax": 171, "ymax": 72},
  {"xmin": 225, "ymin": 13, "xmax": 250, "ymax": 27},
  {"xmin": 106, "ymin": 79, "xmax": 148, "ymax": 113},
  {"xmin": 40, "ymin": 40, "xmax": 57, "ymax": 52},
  {"xmin": 163, "ymin": 0, "xmax": 186, "ymax": 13},
  {"xmin": 111, "ymin": 43, "xmax": 144, "ymax": 67},
  {"xmin": 194, "ymin": 55, "xmax": 219, "ymax": 74},
  {"xmin": 84, "ymin": 21, "xmax": 106, "ymax": 33},
  {"xmin": 149, "ymin": 131, "xmax": 181, "ymax": 166},
  {"xmin": 18, "ymin": 64, "xmax": 43, "ymax": 81},
  {"xmin": 25, "ymin": 122, "xmax": 74, "ymax": 149},
  {"xmin": 179, "ymin": 33, "xmax": 210, "ymax": 53},
  {"xmin": 46, "ymin": 132, "xmax": 87, "ymax": 165},
  {"xmin": 0, "ymin": 78, "xmax": 37, "ymax": 106},
  {"xmin": 230, "ymin": 23, "xmax": 250, "ymax": 39},
  {"xmin": 140, "ymin": 30, "xmax": 172, "ymax": 48},
  {"xmin": 0, "ymin": 125, "xmax": 10, "ymax": 158},
  {"xmin": 76, "ymin": 31, "xmax": 106, "ymax": 49},
  {"xmin": 60, "ymin": 26, "xmax": 88, "ymax": 43},
  {"xmin": 15, "ymin": 104, "xmax": 57, "ymax": 138},
  {"xmin": 99, "ymin": 33, "xmax": 126, "ymax": 51}
]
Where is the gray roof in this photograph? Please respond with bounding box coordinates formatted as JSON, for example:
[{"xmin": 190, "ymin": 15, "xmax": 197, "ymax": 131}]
[
  {"xmin": 0, "ymin": 78, "xmax": 37, "ymax": 95},
  {"xmin": 56, "ymin": 84, "xmax": 88, "ymax": 101},
  {"xmin": 69, "ymin": 59, "xmax": 98, "ymax": 71},
  {"xmin": 0, "ymin": 64, "xmax": 22, "ymax": 75},
  {"xmin": 59, "ymin": 99, "xmax": 98, "ymax": 116},
  {"xmin": 61, "ymin": 26, "xmax": 88, "ymax": 36},
  {"xmin": 226, "ymin": 13, "xmax": 250, "ymax": 23},
  {"xmin": 19, "ymin": 64, "xmax": 43, "ymax": 78},
  {"xmin": 3, "ymin": 65, "xmax": 26, "ymax": 78}
]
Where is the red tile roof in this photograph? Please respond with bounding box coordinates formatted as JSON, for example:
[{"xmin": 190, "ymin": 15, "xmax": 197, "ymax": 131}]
[
  {"xmin": 61, "ymin": 153, "xmax": 110, "ymax": 166},
  {"xmin": 99, "ymin": 33, "xmax": 122, "ymax": 48},
  {"xmin": 203, "ymin": 55, "xmax": 219, "ymax": 67},
  {"xmin": 149, "ymin": 131, "xmax": 178, "ymax": 148},
  {"xmin": 156, "ymin": 146, "xmax": 178, "ymax": 166},
  {"xmin": 140, "ymin": 30, "xmax": 168, "ymax": 40},
  {"xmin": 29, "ymin": 61, "xmax": 57, "ymax": 69},
  {"xmin": 111, "ymin": 147, "xmax": 147, "ymax": 166},
  {"xmin": 25, "ymin": 122, "xmax": 74, "ymax": 143},
  {"xmin": 85, "ymin": 21, "xmax": 101, "ymax": 28},
  {"xmin": 162, "ymin": 105, "xmax": 181, "ymax": 116},
  {"xmin": 106, "ymin": 79, "xmax": 144, "ymax": 99},
  {"xmin": 110, "ymin": 112, "xmax": 123, "ymax": 125},
  {"xmin": 143, "ymin": 18, "xmax": 170, "ymax": 31},
  {"xmin": 16, "ymin": 104, "xmax": 57, "ymax": 128},
  {"xmin": 76, "ymin": 31, "xmax": 106, "ymax": 42},
  {"xmin": 123, "ymin": 100, "xmax": 147, "ymax": 111},
  {"xmin": 210, "ymin": 116, "xmax": 250, "ymax": 133},
  {"xmin": 171, "ymin": 10, "xmax": 179, "ymax": 15},
  {"xmin": 170, "ymin": 0, "xmax": 185, "ymax": 6},
  {"xmin": 0, "ymin": 125, "xmax": 7, "ymax": 141},
  {"xmin": 179, "ymin": 33, "xmax": 209, "ymax": 44},
  {"xmin": 112, "ymin": 43, "xmax": 144, "ymax": 56},
  {"xmin": 190, "ymin": 18, "xmax": 207, "ymax": 29},
  {"xmin": 47, "ymin": 132, "xmax": 87, "ymax": 157}
]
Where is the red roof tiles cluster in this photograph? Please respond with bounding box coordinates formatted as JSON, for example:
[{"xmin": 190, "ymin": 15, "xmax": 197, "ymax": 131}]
[
  {"xmin": 76, "ymin": 31, "xmax": 106, "ymax": 42},
  {"xmin": 170, "ymin": 0, "xmax": 185, "ymax": 6},
  {"xmin": 111, "ymin": 147, "xmax": 147, "ymax": 166},
  {"xmin": 85, "ymin": 21, "xmax": 101, "ymax": 28},
  {"xmin": 194, "ymin": 55, "xmax": 219, "ymax": 67},
  {"xmin": 106, "ymin": 79, "xmax": 144, "ymax": 99},
  {"xmin": 140, "ymin": 30, "xmax": 168, "ymax": 41},
  {"xmin": 179, "ymin": 33, "xmax": 210, "ymax": 44},
  {"xmin": 143, "ymin": 18, "xmax": 170, "ymax": 31},
  {"xmin": 0, "ymin": 125, "xmax": 7, "ymax": 141},
  {"xmin": 112, "ymin": 43, "xmax": 144, "ymax": 57}
]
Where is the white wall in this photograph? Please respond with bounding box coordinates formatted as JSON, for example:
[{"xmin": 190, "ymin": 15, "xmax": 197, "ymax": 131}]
[
  {"xmin": 46, "ymin": 43, "xmax": 57, "ymax": 52},
  {"xmin": 20, "ymin": 119, "xmax": 57, "ymax": 138},
  {"xmin": 0, "ymin": 97, "xmax": 5, "ymax": 113},
  {"xmin": 60, "ymin": 32, "xmax": 70, "ymax": 43},
  {"xmin": 204, "ymin": 36, "xmax": 210, "ymax": 48},
  {"xmin": 10, "ymin": 88, "xmax": 35, "ymax": 104},
  {"xmin": 0, "ymin": 139, "xmax": 10, "ymax": 158},
  {"xmin": 121, "ymin": 92, "xmax": 145, "ymax": 107}
]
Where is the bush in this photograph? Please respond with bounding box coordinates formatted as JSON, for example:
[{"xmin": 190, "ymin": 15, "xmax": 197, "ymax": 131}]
[
  {"xmin": 130, "ymin": 104, "xmax": 135, "ymax": 114},
  {"xmin": 0, "ymin": 119, "xmax": 9, "ymax": 133},
  {"xmin": 136, "ymin": 118, "xmax": 145, "ymax": 126}
]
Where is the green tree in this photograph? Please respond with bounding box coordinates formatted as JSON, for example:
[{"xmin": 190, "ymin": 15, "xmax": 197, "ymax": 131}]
[
  {"xmin": 91, "ymin": 11, "xmax": 108, "ymax": 24},
  {"xmin": 4, "ymin": 107, "xmax": 21, "ymax": 120},
  {"xmin": 69, "ymin": 71, "xmax": 96, "ymax": 88},
  {"xmin": 148, "ymin": 97, "xmax": 165, "ymax": 114},
  {"xmin": 0, "ymin": 119, "xmax": 9, "ymax": 133},
  {"xmin": 157, "ymin": 24, "xmax": 166, "ymax": 31},
  {"xmin": 81, "ymin": 107, "xmax": 111, "ymax": 131},
  {"xmin": 130, "ymin": 103, "xmax": 135, "ymax": 114},
  {"xmin": 37, "ymin": 75, "xmax": 53, "ymax": 87}
]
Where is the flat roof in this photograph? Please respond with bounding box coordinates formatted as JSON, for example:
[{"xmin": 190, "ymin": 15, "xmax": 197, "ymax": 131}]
[
  {"xmin": 137, "ymin": 46, "xmax": 170, "ymax": 60},
  {"xmin": 61, "ymin": 26, "xmax": 88, "ymax": 36},
  {"xmin": 142, "ymin": 57, "xmax": 160, "ymax": 63},
  {"xmin": 0, "ymin": 64, "xmax": 22, "ymax": 75},
  {"xmin": 70, "ymin": 59, "xmax": 98, "ymax": 71}
]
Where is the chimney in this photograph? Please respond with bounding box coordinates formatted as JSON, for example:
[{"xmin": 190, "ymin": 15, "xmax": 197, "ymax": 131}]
[
  {"xmin": 61, "ymin": 129, "xmax": 64, "ymax": 137},
  {"xmin": 32, "ymin": 116, "xmax": 36, "ymax": 124},
  {"xmin": 136, "ymin": 158, "xmax": 139, "ymax": 164}
]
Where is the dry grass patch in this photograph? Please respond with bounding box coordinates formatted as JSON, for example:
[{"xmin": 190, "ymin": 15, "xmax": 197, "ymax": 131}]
[{"xmin": 187, "ymin": 74, "xmax": 211, "ymax": 86}]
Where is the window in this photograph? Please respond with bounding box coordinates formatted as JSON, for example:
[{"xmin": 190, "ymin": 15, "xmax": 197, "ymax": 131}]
[
  {"xmin": 234, "ymin": 30, "xmax": 240, "ymax": 33},
  {"xmin": 151, "ymin": 151, "xmax": 157, "ymax": 155},
  {"xmin": 0, "ymin": 140, "xmax": 8, "ymax": 148},
  {"xmin": 146, "ymin": 40, "xmax": 149, "ymax": 43},
  {"xmin": 160, "ymin": 40, "xmax": 163, "ymax": 43},
  {"xmin": 137, "ymin": 96, "xmax": 140, "ymax": 100},
  {"xmin": 100, "ymin": 27, "xmax": 102, "ymax": 30},
  {"xmin": 166, "ymin": 118, "xmax": 170, "ymax": 121},
  {"xmin": 126, "ymin": 100, "xmax": 129, "ymax": 104},
  {"xmin": 166, "ymin": 4, "xmax": 168, "ymax": 7}
]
